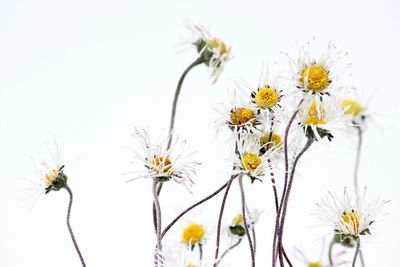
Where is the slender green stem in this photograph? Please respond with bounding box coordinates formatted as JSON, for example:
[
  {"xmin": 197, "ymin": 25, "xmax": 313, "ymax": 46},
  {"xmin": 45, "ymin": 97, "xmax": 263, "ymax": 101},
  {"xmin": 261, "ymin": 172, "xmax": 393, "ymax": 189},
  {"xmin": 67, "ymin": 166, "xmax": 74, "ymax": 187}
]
[
  {"xmin": 64, "ymin": 184, "xmax": 86, "ymax": 267},
  {"xmin": 352, "ymin": 239, "xmax": 361, "ymax": 267},
  {"xmin": 239, "ymin": 176, "xmax": 255, "ymax": 267}
]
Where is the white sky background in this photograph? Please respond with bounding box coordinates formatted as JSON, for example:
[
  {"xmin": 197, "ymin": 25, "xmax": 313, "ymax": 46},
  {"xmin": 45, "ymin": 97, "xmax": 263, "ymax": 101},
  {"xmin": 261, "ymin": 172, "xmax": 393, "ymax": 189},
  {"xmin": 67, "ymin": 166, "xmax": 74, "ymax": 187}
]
[{"xmin": 1, "ymin": 0, "xmax": 399, "ymax": 266}]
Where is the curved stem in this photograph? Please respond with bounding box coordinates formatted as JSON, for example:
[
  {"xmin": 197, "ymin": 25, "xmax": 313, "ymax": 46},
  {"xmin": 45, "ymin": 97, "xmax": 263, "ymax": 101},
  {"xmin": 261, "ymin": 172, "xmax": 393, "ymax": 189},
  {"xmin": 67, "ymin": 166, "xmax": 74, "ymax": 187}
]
[
  {"xmin": 359, "ymin": 249, "xmax": 366, "ymax": 267},
  {"xmin": 153, "ymin": 57, "xmax": 204, "ymax": 233},
  {"xmin": 152, "ymin": 180, "xmax": 162, "ymax": 266},
  {"xmin": 239, "ymin": 176, "xmax": 255, "ymax": 267},
  {"xmin": 352, "ymin": 239, "xmax": 361, "ymax": 267},
  {"xmin": 219, "ymin": 238, "xmax": 242, "ymax": 262},
  {"xmin": 64, "ymin": 184, "xmax": 86, "ymax": 267},
  {"xmin": 213, "ymin": 174, "xmax": 237, "ymax": 267},
  {"xmin": 272, "ymin": 99, "xmax": 304, "ymax": 267},
  {"xmin": 161, "ymin": 180, "xmax": 229, "ymax": 239},
  {"xmin": 354, "ymin": 126, "xmax": 363, "ymax": 198},
  {"xmin": 277, "ymin": 137, "xmax": 314, "ymax": 265},
  {"xmin": 328, "ymin": 239, "xmax": 335, "ymax": 266},
  {"xmin": 167, "ymin": 57, "xmax": 204, "ymax": 148}
]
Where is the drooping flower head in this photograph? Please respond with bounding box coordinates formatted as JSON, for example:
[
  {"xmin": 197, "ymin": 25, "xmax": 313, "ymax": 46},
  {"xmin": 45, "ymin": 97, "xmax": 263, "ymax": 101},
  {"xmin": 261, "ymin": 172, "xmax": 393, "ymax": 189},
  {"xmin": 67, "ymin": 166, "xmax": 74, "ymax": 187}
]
[
  {"xmin": 35, "ymin": 140, "xmax": 68, "ymax": 194},
  {"xmin": 127, "ymin": 128, "xmax": 200, "ymax": 190},
  {"xmin": 187, "ymin": 24, "xmax": 232, "ymax": 83},
  {"xmin": 316, "ymin": 188, "xmax": 387, "ymax": 244}
]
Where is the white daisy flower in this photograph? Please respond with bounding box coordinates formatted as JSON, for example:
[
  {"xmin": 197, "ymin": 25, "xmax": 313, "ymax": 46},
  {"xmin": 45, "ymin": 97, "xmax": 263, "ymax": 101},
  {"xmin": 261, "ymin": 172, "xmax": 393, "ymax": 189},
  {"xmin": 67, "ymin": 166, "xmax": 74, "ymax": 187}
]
[
  {"xmin": 215, "ymin": 89, "xmax": 263, "ymax": 136},
  {"xmin": 233, "ymin": 134, "xmax": 278, "ymax": 182},
  {"xmin": 234, "ymin": 65, "xmax": 284, "ymax": 118},
  {"xmin": 127, "ymin": 128, "xmax": 200, "ymax": 190},
  {"xmin": 316, "ymin": 188, "xmax": 387, "ymax": 242},
  {"xmin": 34, "ymin": 140, "xmax": 68, "ymax": 194},
  {"xmin": 187, "ymin": 23, "xmax": 232, "ymax": 83},
  {"xmin": 296, "ymin": 97, "xmax": 351, "ymax": 141},
  {"xmin": 285, "ymin": 40, "xmax": 351, "ymax": 105}
]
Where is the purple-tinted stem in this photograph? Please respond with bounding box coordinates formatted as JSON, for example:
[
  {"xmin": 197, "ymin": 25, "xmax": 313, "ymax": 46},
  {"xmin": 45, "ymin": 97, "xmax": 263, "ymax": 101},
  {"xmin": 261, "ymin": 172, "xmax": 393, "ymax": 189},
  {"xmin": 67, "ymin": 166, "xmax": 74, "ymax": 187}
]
[
  {"xmin": 272, "ymin": 99, "xmax": 304, "ymax": 267},
  {"xmin": 213, "ymin": 174, "xmax": 237, "ymax": 267},
  {"xmin": 153, "ymin": 57, "xmax": 204, "ymax": 233},
  {"xmin": 277, "ymin": 137, "xmax": 313, "ymax": 265},
  {"xmin": 239, "ymin": 176, "xmax": 255, "ymax": 267},
  {"xmin": 161, "ymin": 180, "xmax": 229, "ymax": 239},
  {"xmin": 64, "ymin": 185, "xmax": 86, "ymax": 267}
]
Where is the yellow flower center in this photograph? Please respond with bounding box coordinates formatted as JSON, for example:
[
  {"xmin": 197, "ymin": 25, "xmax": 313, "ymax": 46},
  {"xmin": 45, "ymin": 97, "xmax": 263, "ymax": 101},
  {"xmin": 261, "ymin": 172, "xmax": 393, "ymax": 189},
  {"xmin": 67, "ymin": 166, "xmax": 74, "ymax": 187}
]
[
  {"xmin": 308, "ymin": 262, "xmax": 323, "ymax": 267},
  {"xmin": 300, "ymin": 65, "xmax": 329, "ymax": 92},
  {"xmin": 187, "ymin": 265, "xmax": 197, "ymax": 267},
  {"xmin": 151, "ymin": 156, "xmax": 172, "ymax": 174},
  {"xmin": 305, "ymin": 102, "xmax": 326, "ymax": 125},
  {"xmin": 232, "ymin": 214, "xmax": 243, "ymax": 225},
  {"xmin": 260, "ymin": 132, "xmax": 282, "ymax": 150},
  {"xmin": 242, "ymin": 152, "xmax": 262, "ymax": 171},
  {"xmin": 182, "ymin": 224, "xmax": 205, "ymax": 245},
  {"xmin": 210, "ymin": 37, "xmax": 228, "ymax": 55},
  {"xmin": 342, "ymin": 210, "xmax": 360, "ymax": 233},
  {"xmin": 230, "ymin": 107, "xmax": 255, "ymax": 126},
  {"xmin": 342, "ymin": 99, "xmax": 364, "ymax": 116},
  {"xmin": 254, "ymin": 87, "xmax": 279, "ymax": 109},
  {"xmin": 44, "ymin": 169, "xmax": 59, "ymax": 184}
]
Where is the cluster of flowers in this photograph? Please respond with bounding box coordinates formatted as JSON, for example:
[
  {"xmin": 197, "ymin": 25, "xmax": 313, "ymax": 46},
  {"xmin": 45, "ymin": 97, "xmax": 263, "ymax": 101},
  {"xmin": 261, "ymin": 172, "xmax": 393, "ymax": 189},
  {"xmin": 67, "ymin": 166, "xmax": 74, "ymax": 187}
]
[{"xmin": 34, "ymin": 23, "xmax": 387, "ymax": 267}]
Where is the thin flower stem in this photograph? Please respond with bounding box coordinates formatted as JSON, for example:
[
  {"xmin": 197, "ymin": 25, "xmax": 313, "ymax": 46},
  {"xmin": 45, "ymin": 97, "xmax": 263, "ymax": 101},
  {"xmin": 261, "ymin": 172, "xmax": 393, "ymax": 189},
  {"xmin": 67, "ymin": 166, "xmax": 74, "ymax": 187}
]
[
  {"xmin": 277, "ymin": 137, "xmax": 313, "ymax": 265},
  {"xmin": 252, "ymin": 227, "xmax": 257, "ymax": 258},
  {"xmin": 213, "ymin": 174, "xmax": 237, "ymax": 267},
  {"xmin": 199, "ymin": 243, "xmax": 203, "ymax": 261},
  {"xmin": 272, "ymin": 99, "xmax": 304, "ymax": 267},
  {"xmin": 167, "ymin": 57, "xmax": 204, "ymax": 148},
  {"xmin": 161, "ymin": 180, "xmax": 229, "ymax": 239},
  {"xmin": 64, "ymin": 184, "xmax": 86, "ymax": 267},
  {"xmin": 328, "ymin": 239, "xmax": 335, "ymax": 266},
  {"xmin": 354, "ymin": 126, "xmax": 363, "ymax": 198},
  {"xmin": 359, "ymin": 249, "xmax": 366, "ymax": 267},
  {"xmin": 266, "ymin": 116, "xmax": 291, "ymax": 266},
  {"xmin": 219, "ymin": 238, "xmax": 242, "ymax": 261},
  {"xmin": 153, "ymin": 57, "xmax": 204, "ymax": 233},
  {"xmin": 352, "ymin": 239, "xmax": 361, "ymax": 267},
  {"xmin": 239, "ymin": 176, "xmax": 255, "ymax": 267},
  {"xmin": 152, "ymin": 180, "xmax": 162, "ymax": 263},
  {"xmin": 266, "ymin": 115, "xmax": 280, "ymax": 212}
]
